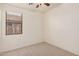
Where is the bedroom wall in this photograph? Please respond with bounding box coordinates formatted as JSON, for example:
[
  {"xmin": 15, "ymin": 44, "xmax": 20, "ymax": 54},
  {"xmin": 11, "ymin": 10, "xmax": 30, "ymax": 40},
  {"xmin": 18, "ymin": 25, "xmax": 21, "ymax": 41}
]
[
  {"xmin": 0, "ymin": 4, "xmax": 4, "ymax": 52},
  {"xmin": 0, "ymin": 9, "xmax": 1, "ymax": 39},
  {"xmin": 44, "ymin": 3, "xmax": 79, "ymax": 55},
  {"xmin": 0, "ymin": 7, "xmax": 1, "ymax": 38},
  {"xmin": 0, "ymin": 4, "xmax": 43, "ymax": 52}
]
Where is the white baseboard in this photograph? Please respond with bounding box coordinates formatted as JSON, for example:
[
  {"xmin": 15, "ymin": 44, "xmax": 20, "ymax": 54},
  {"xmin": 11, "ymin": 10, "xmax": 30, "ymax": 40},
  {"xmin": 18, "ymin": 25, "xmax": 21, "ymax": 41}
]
[
  {"xmin": 45, "ymin": 40, "xmax": 79, "ymax": 56},
  {"xmin": 0, "ymin": 40, "xmax": 43, "ymax": 54}
]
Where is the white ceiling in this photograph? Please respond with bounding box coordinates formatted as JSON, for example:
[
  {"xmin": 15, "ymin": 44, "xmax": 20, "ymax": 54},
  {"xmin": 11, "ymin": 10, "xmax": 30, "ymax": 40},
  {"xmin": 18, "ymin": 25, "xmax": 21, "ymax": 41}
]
[{"xmin": 7, "ymin": 3, "xmax": 61, "ymax": 13}]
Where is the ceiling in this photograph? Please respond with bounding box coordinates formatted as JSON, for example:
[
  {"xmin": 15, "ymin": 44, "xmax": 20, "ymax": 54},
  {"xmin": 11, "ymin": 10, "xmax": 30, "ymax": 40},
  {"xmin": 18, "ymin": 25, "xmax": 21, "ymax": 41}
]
[{"xmin": 7, "ymin": 3, "xmax": 61, "ymax": 13}]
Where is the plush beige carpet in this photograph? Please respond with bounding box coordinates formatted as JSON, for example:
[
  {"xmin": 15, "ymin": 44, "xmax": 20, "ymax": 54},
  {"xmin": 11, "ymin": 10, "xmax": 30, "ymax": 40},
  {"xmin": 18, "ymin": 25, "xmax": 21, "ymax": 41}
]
[{"xmin": 0, "ymin": 42, "xmax": 76, "ymax": 56}]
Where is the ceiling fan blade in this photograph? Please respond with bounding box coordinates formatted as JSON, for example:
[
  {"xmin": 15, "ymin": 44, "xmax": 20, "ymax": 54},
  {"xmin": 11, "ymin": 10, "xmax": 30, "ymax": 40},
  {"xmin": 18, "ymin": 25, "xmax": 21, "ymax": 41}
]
[
  {"xmin": 29, "ymin": 3, "xmax": 33, "ymax": 5},
  {"xmin": 44, "ymin": 3, "xmax": 50, "ymax": 6},
  {"xmin": 36, "ymin": 5, "xmax": 39, "ymax": 8}
]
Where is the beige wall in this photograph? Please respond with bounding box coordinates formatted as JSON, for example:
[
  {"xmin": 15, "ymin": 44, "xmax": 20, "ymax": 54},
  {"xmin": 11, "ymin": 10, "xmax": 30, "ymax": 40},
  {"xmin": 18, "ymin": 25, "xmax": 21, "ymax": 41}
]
[
  {"xmin": 44, "ymin": 3, "xmax": 79, "ymax": 55},
  {"xmin": 0, "ymin": 10, "xmax": 1, "ymax": 39},
  {"xmin": 0, "ymin": 4, "xmax": 43, "ymax": 52},
  {"xmin": 0, "ymin": 9, "xmax": 2, "ymax": 51}
]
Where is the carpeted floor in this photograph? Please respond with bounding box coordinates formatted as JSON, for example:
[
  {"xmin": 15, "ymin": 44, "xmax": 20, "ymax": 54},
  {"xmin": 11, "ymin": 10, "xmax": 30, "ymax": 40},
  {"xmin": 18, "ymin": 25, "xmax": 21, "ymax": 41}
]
[{"xmin": 0, "ymin": 42, "xmax": 76, "ymax": 56}]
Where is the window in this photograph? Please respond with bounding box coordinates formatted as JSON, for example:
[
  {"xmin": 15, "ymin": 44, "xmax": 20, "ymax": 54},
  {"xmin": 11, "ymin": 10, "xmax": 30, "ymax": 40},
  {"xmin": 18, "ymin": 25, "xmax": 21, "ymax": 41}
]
[{"xmin": 6, "ymin": 12, "xmax": 22, "ymax": 35}]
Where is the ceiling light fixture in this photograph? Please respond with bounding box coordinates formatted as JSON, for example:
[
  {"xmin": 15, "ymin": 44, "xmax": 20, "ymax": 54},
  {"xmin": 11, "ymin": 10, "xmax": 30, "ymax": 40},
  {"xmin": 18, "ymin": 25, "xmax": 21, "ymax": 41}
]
[{"xmin": 29, "ymin": 3, "xmax": 50, "ymax": 8}]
